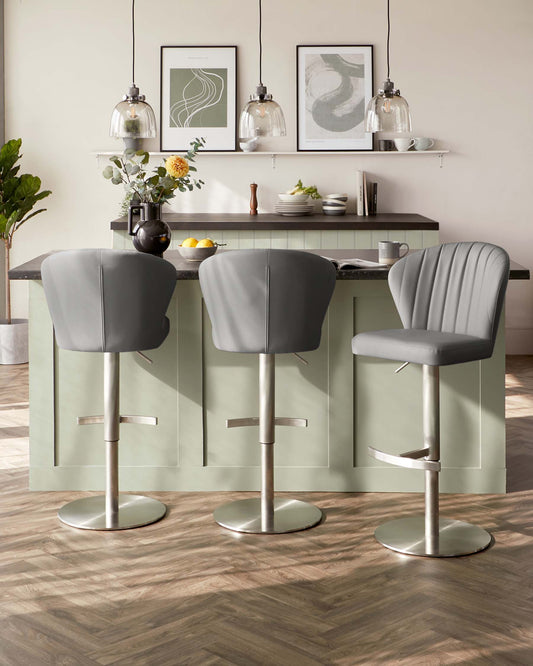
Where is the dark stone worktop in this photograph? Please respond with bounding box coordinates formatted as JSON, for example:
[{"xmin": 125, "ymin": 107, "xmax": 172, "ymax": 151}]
[
  {"xmin": 9, "ymin": 249, "xmax": 530, "ymax": 281},
  {"xmin": 110, "ymin": 212, "xmax": 439, "ymax": 231}
]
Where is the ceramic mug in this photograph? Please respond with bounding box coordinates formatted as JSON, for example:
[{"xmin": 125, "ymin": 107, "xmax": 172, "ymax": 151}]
[
  {"xmin": 413, "ymin": 137, "xmax": 435, "ymax": 151},
  {"xmin": 394, "ymin": 138, "xmax": 415, "ymax": 152},
  {"xmin": 378, "ymin": 240, "xmax": 409, "ymax": 265},
  {"xmin": 378, "ymin": 139, "xmax": 395, "ymax": 151}
]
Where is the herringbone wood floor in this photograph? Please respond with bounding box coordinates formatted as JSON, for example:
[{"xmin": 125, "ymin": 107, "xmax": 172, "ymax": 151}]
[{"xmin": 2, "ymin": 359, "xmax": 533, "ymax": 665}]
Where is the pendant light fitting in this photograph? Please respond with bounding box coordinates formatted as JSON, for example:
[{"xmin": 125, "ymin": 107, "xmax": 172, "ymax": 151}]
[
  {"xmin": 364, "ymin": 0, "xmax": 412, "ymax": 133},
  {"xmin": 239, "ymin": 0, "xmax": 286, "ymax": 141},
  {"xmin": 110, "ymin": 0, "xmax": 156, "ymax": 148}
]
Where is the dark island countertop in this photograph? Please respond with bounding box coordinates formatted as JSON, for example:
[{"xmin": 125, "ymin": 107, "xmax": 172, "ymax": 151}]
[
  {"xmin": 110, "ymin": 212, "xmax": 439, "ymax": 231},
  {"xmin": 9, "ymin": 249, "xmax": 530, "ymax": 282}
]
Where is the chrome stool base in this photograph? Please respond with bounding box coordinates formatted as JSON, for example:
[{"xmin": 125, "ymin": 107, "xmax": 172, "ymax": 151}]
[
  {"xmin": 58, "ymin": 494, "xmax": 167, "ymax": 531},
  {"xmin": 214, "ymin": 497, "xmax": 323, "ymax": 534},
  {"xmin": 374, "ymin": 516, "xmax": 492, "ymax": 557}
]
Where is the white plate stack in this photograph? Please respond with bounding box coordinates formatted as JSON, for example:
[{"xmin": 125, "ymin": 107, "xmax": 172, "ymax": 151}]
[
  {"xmin": 322, "ymin": 193, "xmax": 348, "ymax": 216},
  {"xmin": 275, "ymin": 193, "xmax": 315, "ymax": 216}
]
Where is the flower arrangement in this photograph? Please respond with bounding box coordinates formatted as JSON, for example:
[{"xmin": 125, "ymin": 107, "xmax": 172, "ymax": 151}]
[{"xmin": 103, "ymin": 137, "xmax": 205, "ymax": 209}]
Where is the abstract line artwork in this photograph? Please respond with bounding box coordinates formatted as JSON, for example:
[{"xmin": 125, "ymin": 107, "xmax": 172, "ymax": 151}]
[
  {"xmin": 297, "ymin": 45, "xmax": 373, "ymax": 151},
  {"xmin": 169, "ymin": 69, "xmax": 227, "ymax": 128},
  {"xmin": 305, "ymin": 54, "xmax": 365, "ymax": 135},
  {"xmin": 161, "ymin": 46, "xmax": 237, "ymax": 151}
]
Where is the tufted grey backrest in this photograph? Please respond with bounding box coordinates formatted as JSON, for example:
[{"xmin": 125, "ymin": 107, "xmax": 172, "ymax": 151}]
[
  {"xmin": 199, "ymin": 249, "xmax": 336, "ymax": 354},
  {"xmin": 388, "ymin": 242, "xmax": 509, "ymax": 344},
  {"xmin": 42, "ymin": 249, "xmax": 176, "ymax": 353}
]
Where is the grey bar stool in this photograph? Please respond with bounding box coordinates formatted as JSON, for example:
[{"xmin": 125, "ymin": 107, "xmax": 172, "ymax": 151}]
[
  {"xmin": 41, "ymin": 249, "xmax": 176, "ymax": 530},
  {"xmin": 199, "ymin": 249, "xmax": 336, "ymax": 534},
  {"xmin": 352, "ymin": 242, "xmax": 509, "ymax": 557}
]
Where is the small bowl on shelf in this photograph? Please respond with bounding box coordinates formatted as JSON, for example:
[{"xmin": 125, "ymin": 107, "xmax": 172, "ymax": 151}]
[
  {"xmin": 322, "ymin": 207, "xmax": 346, "ymax": 216},
  {"xmin": 178, "ymin": 244, "xmax": 219, "ymax": 262},
  {"xmin": 322, "ymin": 199, "xmax": 347, "ymax": 216},
  {"xmin": 278, "ymin": 193, "xmax": 310, "ymax": 203},
  {"xmin": 324, "ymin": 192, "xmax": 348, "ymax": 202}
]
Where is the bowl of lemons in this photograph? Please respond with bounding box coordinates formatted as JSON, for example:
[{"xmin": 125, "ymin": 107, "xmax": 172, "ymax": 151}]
[{"xmin": 178, "ymin": 237, "xmax": 221, "ymax": 261}]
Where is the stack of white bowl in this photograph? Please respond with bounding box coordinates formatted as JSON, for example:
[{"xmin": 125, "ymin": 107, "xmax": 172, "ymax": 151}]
[
  {"xmin": 275, "ymin": 193, "xmax": 315, "ymax": 216},
  {"xmin": 322, "ymin": 193, "xmax": 348, "ymax": 216}
]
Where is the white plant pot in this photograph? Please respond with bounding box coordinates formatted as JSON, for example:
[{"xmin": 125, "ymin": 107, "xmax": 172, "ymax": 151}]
[{"xmin": 0, "ymin": 319, "xmax": 29, "ymax": 365}]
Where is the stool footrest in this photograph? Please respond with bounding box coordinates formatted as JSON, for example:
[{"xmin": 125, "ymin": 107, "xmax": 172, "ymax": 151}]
[
  {"xmin": 368, "ymin": 446, "xmax": 441, "ymax": 472},
  {"xmin": 77, "ymin": 415, "xmax": 157, "ymax": 426},
  {"xmin": 226, "ymin": 417, "xmax": 307, "ymax": 429}
]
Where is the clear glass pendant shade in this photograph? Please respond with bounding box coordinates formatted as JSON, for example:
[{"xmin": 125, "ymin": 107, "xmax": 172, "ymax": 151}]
[
  {"xmin": 365, "ymin": 76, "xmax": 412, "ymax": 133},
  {"xmin": 239, "ymin": 89, "xmax": 287, "ymax": 139},
  {"xmin": 110, "ymin": 90, "xmax": 157, "ymax": 139}
]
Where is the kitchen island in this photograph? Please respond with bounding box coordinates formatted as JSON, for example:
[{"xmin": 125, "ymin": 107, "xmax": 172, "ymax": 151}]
[
  {"xmin": 11, "ymin": 247, "xmax": 528, "ymax": 495},
  {"xmin": 111, "ymin": 212, "xmax": 440, "ymax": 252}
]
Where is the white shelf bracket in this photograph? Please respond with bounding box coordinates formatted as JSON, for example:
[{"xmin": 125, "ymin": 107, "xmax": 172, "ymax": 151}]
[
  {"xmin": 271, "ymin": 154, "xmax": 277, "ymax": 170},
  {"xmin": 438, "ymin": 152, "xmax": 445, "ymax": 168}
]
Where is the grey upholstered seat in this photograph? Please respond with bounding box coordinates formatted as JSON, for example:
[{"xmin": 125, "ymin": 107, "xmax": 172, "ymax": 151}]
[
  {"xmin": 41, "ymin": 249, "xmax": 177, "ymax": 531},
  {"xmin": 351, "ymin": 241, "xmax": 510, "ymax": 557},
  {"xmin": 199, "ymin": 249, "xmax": 336, "ymax": 534},
  {"xmin": 41, "ymin": 249, "xmax": 176, "ymax": 353},
  {"xmin": 352, "ymin": 242, "xmax": 510, "ymax": 366},
  {"xmin": 199, "ymin": 249, "xmax": 337, "ymax": 354}
]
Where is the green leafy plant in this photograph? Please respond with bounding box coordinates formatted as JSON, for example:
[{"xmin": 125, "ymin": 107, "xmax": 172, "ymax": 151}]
[
  {"xmin": 286, "ymin": 179, "xmax": 322, "ymax": 199},
  {"xmin": 0, "ymin": 138, "xmax": 51, "ymax": 324},
  {"xmin": 103, "ymin": 137, "xmax": 206, "ymax": 209}
]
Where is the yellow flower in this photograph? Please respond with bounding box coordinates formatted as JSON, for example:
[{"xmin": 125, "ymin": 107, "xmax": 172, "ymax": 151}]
[{"xmin": 165, "ymin": 155, "xmax": 189, "ymax": 179}]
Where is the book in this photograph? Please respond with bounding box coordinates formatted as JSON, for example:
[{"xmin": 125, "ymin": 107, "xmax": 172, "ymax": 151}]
[
  {"xmin": 356, "ymin": 170, "xmax": 378, "ymax": 216},
  {"xmin": 322, "ymin": 256, "xmax": 386, "ymax": 270},
  {"xmin": 356, "ymin": 170, "xmax": 365, "ymax": 216},
  {"xmin": 371, "ymin": 182, "xmax": 378, "ymax": 215}
]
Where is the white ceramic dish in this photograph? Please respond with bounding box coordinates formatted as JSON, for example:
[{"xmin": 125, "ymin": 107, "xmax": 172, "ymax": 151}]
[
  {"xmin": 178, "ymin": 245, "xmax": 218, "ymax": 261},
  {"xmin": 278, "ymin": 193, "xmax": 310, "ymax": 203},
  {"xmin": 324, "ymin": 193, "xmax": 348, "ymax": 202},
  {"xmin": 322, "ymin": 200, "xmax": 347, "ymax": 208}
]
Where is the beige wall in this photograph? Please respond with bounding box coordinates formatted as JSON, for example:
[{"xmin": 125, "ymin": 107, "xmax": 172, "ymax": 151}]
[{"xmin": 4, "ymin": 0, "xmax": 533, "ymax": 351}]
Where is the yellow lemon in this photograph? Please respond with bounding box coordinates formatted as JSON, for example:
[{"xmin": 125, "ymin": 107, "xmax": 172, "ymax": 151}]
[
  {"xmin": 181, "ymin": 237, "xmax": 198, "ymax": 248},
  {"xmin": 196, "ymin": 238, "xmax": 215, "ymax": 248}
]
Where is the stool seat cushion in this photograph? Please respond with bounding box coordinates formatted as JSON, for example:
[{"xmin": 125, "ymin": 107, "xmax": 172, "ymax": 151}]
[{"xmin": 352, "ymin": 328, "xmax": 493, "ymax": 366}]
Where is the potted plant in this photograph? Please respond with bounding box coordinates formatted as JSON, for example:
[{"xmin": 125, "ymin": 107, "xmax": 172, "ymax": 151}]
[{"xmin": 0, "ymin": 138, "xmax": 51, "ymax": 364}]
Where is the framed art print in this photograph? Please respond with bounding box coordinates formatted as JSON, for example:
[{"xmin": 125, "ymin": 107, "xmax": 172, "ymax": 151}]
[
  {"xmin": 160, "ymin": 46, "xmax": 237, "ymax": 151},
  {"xmin": 297, "ymin": 45, "xmax": 373, "ymax": 151}
]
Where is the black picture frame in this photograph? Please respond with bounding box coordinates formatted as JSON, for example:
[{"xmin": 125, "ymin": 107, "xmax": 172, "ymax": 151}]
[
  {"xmin": 160, "ymin": 45, "xmax": 237, "ymax": 152},
  {"xmin": 296, "ymin": 45, "xmax": 374, "ymax": 152}
]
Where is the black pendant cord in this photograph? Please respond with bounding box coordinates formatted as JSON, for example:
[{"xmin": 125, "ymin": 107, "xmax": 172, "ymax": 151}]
[
  {"xmin": 258, "ymin": 0, "xmax": 263, "ymax": 86},
  {"xmin": 386, "ymin": 0, "xmax": 391, "ymax": 80},
  {"xmin": 132, "ymin": 0, "xmax": 136, "ymax": 86}
]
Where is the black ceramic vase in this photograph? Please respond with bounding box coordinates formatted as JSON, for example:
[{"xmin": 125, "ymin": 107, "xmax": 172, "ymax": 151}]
[{"xmin": 128, "ymin": 202, "xmax": 171, "ymax": 257}]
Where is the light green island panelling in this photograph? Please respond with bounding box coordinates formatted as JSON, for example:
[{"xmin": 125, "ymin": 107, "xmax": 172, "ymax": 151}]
[
  {"xmin": 112, "ymin": 229, "xmax": 439, "ymax": 251},
  {"xmin": 29, "ymin": 277, "xmax": 506, "ymax": 494}
]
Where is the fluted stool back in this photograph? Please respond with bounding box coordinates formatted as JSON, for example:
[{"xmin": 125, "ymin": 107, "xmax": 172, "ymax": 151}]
[{"xmin": 389, "ymin": 242, "xmax": 509, "ymax": 346}]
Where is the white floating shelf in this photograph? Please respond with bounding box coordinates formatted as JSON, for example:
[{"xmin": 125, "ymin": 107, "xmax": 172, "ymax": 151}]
[{"xmin": 95, "ymin": 150, "xmax": 449, "ymax": 157}]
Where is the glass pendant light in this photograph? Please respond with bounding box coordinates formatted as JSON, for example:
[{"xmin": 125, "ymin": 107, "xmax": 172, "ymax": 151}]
[
  {"xmin": 239, "ymin": 0, "xmax": 286, "ymax": 143},
  {"xmin": 365, "ymin": 0, "xmax": 412, "ymax": 133},
  {"xmin": 110, "ymin": 0, "xmax": 157, "ymax": 149}
]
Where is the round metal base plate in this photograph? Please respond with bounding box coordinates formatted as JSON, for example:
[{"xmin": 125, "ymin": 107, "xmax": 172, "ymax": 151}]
[
  {"xmin": 214, "ymin": 497, "xmax": 323, "ymax": 534},
  {"xmin": 57, "ymin": 494, "xmax": 167, "ymax": 531},
  {"xmin": 374, "ymin": 516, "xmax": 492, "ymax": 557}
]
